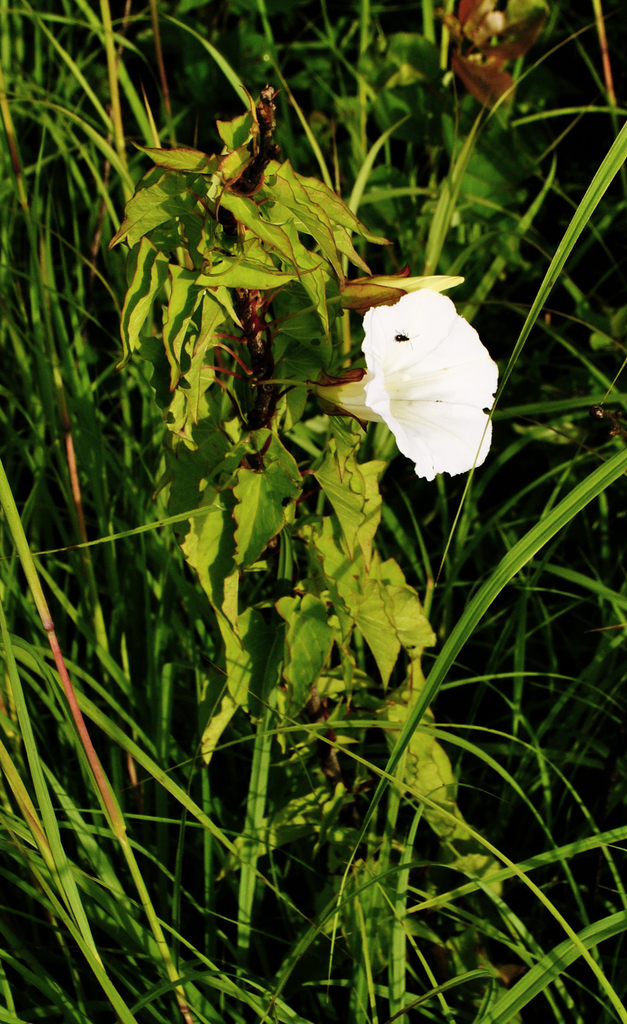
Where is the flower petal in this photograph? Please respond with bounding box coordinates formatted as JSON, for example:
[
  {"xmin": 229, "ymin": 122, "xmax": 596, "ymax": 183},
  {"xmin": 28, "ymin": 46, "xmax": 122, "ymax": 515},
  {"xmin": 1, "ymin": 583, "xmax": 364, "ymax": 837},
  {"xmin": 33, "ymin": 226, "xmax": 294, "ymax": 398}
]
[
  {"xmin": 386, "ymin": 401, "xmax": 493, "ymax": 481},
  {"xmin": 362, "ymin": 289, "xmax": 498, "ymax": 479},
  {"xmin": 363, "ymin": 289, "xmax": 462, "ymax": 370}
]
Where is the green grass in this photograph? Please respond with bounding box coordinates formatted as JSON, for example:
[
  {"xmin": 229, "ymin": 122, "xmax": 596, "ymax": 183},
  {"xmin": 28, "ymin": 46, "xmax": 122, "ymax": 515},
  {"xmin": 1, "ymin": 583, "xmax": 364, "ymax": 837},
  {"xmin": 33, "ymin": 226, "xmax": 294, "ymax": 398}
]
[{"xmin": 1, "ymin": 1, "xmax": 627, "ymax": 1022}]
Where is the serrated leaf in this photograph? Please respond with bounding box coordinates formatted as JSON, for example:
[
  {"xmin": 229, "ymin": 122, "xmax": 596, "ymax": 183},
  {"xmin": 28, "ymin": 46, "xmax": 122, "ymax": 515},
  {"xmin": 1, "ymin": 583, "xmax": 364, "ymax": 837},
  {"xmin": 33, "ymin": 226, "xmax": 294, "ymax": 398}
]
[
  {"xmin": 314, "ymin": 450, "xmax": 384, "ymax": 563},
  {"xmin": 387, "ymin": 585, "xmax": 436, "ymax": 654},
  {"xmin": 201, "ymin": 692, "xmax": 238, "ymax": 766},
  {"xmin": 233, "ymin": 438, "xmax": 302, "ymax": 567},
  {"xmin": 384, "ymin": 687, "xmax": 471, "ymax": 841},
  {"xmin": 260, "ymin": 162, "xmax": 345, "ymax": 280},
  {"xmin": 311, "ymin": 515, "xmax": 360, "ymax": 600},
  {"xmin": 276, "ymin": 593, "xmax": 335, "ymax": 713},
  {"xmin": 210, "ymin": 285, "xmax": 242, "ymax": 325},
  {"xmin": 330, "ymin": 224, "xmax": 372, "ymax": 275},
  {"xmin": 117, "ymin": 238, "xmax": 169, "ymax": 369},
  {"xmin": 354, "ymin": 459, "xmax": 385, "ymax": 568},
  {"xmin": 194, "ymin": 290, "xmax": 226, "ymax": 357},
  {"xmin": 179, "ymin": 211, "xmax": 204, "ymax": 268},
  {"xmin": 378, "ymin": 559, "xmax": 436, "ymax": 654},
  {"xmin": 314, "ymin": 452, "xmax": 363, "ymax": 559},
  {"xmin": 298, "ymin": 256, "xmax": 332, "ymax": 352},
  {"xmin": 134, "ymin": 143, "xmax": 219, "ymax": 173},
  {"xmin": 291, "ymin": 169, "xmax": 389, "ymax": 245},
  {"xmin": 216, "ymin": 109, "xmax": 256, "ymax": 150},
  {"xmin": 330, "ymin": 417, "xmax": 363, "ymax": 479},
  {"xmin": 181, "ymin": 357, "xmax": 215, "ymax": 432},
  {"xmin": 197, "ymin": 257, "xmax": 297, "ymax": 290},
  {"xmin": 180, "ymin": 487, "xmax": 239, "ymax": 632},
  {"xmin": 165, "ymin": 387, "xmax": 196, "ymax": 447},
  {"xmin": 178, "ymin": 291, "xmax": 226, "ymax": 428},
  {"xmin": 265, "ymin": 787, "xmax": 332, "ymax": 848},
  {"xmin": 220, "ymin": 192, "xmax": 297, "ymax": 266},
  {"xmin": 218, "ymin": 144, "xmax": 254, "ymax": 185},
  {"xmin": 355, "ymin": 578, "xmax": 400, "ymax": 686},
  {"xmin": 110, "ymin": 170, "xmax": 204, "ymax": 249},
  {"xmin": 223, "ymin": 609, "xmax": 284, "ymax": 717},
  {"xmin": 136, "ymin": 335, "xmax": 172, "ymax": 410},
  {"xmin": 162, "ymin": 265, "xmax": 203, "ymax": 389}
]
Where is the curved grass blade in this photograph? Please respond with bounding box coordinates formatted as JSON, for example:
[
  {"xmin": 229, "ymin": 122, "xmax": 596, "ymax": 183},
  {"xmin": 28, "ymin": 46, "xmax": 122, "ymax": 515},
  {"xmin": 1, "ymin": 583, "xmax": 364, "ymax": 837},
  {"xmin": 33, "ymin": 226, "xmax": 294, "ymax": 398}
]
[
  {"xmin": 496, "ymin": 118, "xmax": 627, "ymax": 399},
  {"xmin": 476, "ymin": 911, "xmax": 627, "ymax": 1024},
  {"xmin": 163, "ymin": 16, "xmax": 250, "ymax": 110}
]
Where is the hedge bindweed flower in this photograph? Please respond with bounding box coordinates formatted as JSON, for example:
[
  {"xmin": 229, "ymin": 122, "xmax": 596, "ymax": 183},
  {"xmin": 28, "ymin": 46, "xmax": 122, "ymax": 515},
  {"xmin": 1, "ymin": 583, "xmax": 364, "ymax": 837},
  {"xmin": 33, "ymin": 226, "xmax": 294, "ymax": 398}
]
[{"xmin": 317, "ymin": 289, "xmax": 499, "ymax": 481}]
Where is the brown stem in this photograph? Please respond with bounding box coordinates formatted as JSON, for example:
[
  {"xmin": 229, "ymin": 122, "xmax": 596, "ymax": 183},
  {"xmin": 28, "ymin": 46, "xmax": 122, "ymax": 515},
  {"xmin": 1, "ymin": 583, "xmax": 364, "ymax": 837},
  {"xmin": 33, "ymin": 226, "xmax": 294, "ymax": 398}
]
[
  {"xmin": 305, "ymin": 687, "xmax": 344, "ymax": 788},
  {"xmin": 236, "ymin": 85, "xmax": 281, "ymax": 196},
  {"xmin": 591, "ymin": 0, "xmax": 616, "ymax": 106},
  {"xmin": 149, "ymin": 0, "xmax": 173, "ymax": 123},
  {"xmin": 234, "ymin": 288, "xmax": 277, "ymax": 430},
  {"xmin": 45, "ymin": 625, "xmax": 125, "ymax": 837}
]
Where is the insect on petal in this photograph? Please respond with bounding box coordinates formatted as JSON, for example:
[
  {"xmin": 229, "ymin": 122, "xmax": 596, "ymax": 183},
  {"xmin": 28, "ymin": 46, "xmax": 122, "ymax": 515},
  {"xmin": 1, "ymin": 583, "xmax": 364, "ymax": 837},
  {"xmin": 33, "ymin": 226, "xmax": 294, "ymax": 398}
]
[{"xmin": 362, "ymin": 290, "xmax": 498, "ymax": 479}]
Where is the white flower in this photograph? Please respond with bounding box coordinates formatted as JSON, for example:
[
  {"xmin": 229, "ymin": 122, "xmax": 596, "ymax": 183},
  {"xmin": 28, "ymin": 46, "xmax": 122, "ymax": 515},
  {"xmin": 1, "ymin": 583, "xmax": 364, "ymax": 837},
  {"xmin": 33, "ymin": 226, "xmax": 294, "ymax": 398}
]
[{"xmin": 317, "ymin": 289, "xmax": 499, "ymax": 481}]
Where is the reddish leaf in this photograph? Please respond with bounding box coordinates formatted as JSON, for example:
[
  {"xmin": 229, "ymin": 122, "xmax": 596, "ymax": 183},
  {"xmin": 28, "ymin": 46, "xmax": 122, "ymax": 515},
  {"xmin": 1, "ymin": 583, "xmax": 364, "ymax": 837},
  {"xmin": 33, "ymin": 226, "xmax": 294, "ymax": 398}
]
[
  {"xmin": 481, "ymin": 10, "xmax": 547, "ymax": 63},
  {"xmin": 459, "ymin": 0, "xmax": 495, "ymax": 32},
  {"xmin": 340, "ymin": 281, "xmax": 407, "ymax": 312},
  {"xmin": 452, "ymin": 52, "xmax": 514, "ymax": 106}
]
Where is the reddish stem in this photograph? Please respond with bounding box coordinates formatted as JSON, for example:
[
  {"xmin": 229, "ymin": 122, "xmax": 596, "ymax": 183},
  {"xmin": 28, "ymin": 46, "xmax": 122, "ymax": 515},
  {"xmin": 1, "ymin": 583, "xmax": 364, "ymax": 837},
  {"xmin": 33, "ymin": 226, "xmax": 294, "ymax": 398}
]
[
  {"xmin": 45, "ymin": 626, "xmax": 124, "ymax": 836},
  {"xmin": 214, "ymin": 342, "xmax": 253, "ymax": 374},
  {"xmin": 202, "ymin": 365, "xmax": 248, "ymax": 380}
]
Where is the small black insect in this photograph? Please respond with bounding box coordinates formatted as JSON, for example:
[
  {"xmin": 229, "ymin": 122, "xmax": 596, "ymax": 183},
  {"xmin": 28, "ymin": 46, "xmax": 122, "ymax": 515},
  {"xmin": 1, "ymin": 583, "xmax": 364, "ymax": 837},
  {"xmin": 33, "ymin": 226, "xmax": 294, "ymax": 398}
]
[{"xmin": 394, "ymin": 333, "xmax": 410, "ymax": 342}]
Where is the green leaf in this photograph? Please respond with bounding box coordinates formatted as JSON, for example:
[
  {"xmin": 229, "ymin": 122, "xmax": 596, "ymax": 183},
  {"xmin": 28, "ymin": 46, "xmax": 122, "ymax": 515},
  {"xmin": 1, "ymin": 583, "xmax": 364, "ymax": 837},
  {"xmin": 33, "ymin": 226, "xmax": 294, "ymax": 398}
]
[
  {"xmin": 309, "ymin": 516, "xmax": 399, "ymax": 685},
  {"xmin": 384, "ymin": 690, "xmax": 468, "ymax": 841},
  {"xmin": 218, "ymin": 144, "xmax": 254, "ymax": 185},
  {"xmin": 353, "ymin": 460, "xmax": 386, "ymax": 569},
  {"xmin": 219, "ymin": 193, "xmax": 297, "ymax": 266},
  {"xmin": 272, "ymin": 274, "xmax": 333, "ymax": 366},
  {"xmin": 200, "ymin": 691, "xmax": 237, "ymax": 766},
  {"xmin": 216, "ymin": 109, "xmax": 255, "ymax": 150},
  {"xmin": 354, "ymin": 578, "xmax": 400, "ymax": 687},
  {"xmin": 233, "ymin": 435, "xmax": 302, "ymax": 567},
  {"xmin": 378, "ymin": 559, "xmax": 435, "ymax": 654},
  {"xmin": 197, "ymin": 258, "xmax": 298, "ymax": 289},
  {"xmin": 223, "ymin": 609, "xmax": 284, "ymax": 717},
  {"xmin": 180, "ymin": 487, "xmax": 239, "ymax": 632},
  {"xmin": 276, "ymin": 593, "xmax": 335, "ymax": 713},
  {"xmin": 262, "ymin": 162, "xmax": 345, "ymax": 280},
  {"xmin": 314, "ymin": 449, "xmax": 385, "ymax": 563},
  {"xmin": 133, "ymin": 143, "xmax": 219, "ymax": 173},
  {"xmin": 286, "ymin": 165, "xmax": 388, "ymax": 245},
  {"xmin": 117, "ymin": 238, "xmax": 169, "ymax": 369},
  {"xmin": 180, "ymin": 292, "xmax": 227, "ymax": 426},
  {"xmin": 161, "ymin": 265, "xmax": 203, "ymax": 389},
  {"xmin": 314, "ymin": 452, "xmax": 363, "ymax": 559},
  {"xmin": 386, "ymin": 32, "xmax": 440, "ymax": 82},
  {"xmin": 110, "ymin": 169, "xmax": 203, "ymax": 249},
  {"xmin": 296, "ymin": 253, "xmax": 332, "ymax": 348},
  {"xmin": 330, "ymin": 224, "xmax": 372, "ymax": 275},
  {"xmin": 330, "ymin": 416, "xmax": 363, "ymax": 478}
]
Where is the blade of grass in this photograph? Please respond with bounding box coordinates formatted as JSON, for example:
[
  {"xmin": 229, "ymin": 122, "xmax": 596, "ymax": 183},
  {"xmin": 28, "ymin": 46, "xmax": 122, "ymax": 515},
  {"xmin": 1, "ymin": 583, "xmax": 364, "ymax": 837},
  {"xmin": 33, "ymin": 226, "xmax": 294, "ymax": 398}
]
[
  {"xmin": 476, "ymin": 911, "xmax": 627, "ymax": 1024},
  {"xmin": 422, "ymin": 112, "xmax": 483, "ymax": 276}
]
